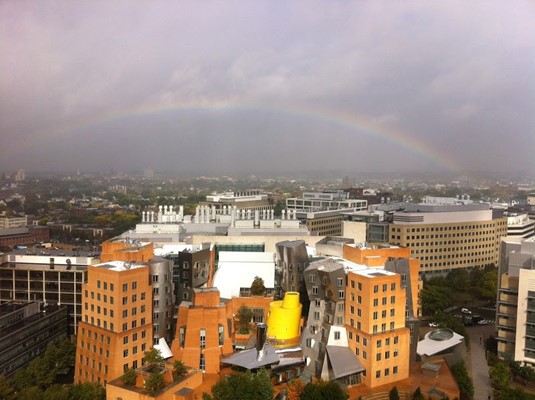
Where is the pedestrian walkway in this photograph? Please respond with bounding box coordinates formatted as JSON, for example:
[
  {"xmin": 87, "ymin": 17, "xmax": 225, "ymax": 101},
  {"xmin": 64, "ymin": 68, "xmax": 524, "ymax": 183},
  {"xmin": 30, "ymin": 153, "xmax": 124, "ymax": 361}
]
[{"xmin": 468, "ymin": 325, "xmax": 494, "ymax": 400}]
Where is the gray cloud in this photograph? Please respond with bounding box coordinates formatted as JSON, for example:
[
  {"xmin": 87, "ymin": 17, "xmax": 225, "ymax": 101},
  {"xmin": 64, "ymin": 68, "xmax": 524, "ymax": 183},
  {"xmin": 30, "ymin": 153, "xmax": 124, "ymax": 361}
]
[{"xmin": 1, "ymin": 1, "xmax": 534, "ymax": 175}]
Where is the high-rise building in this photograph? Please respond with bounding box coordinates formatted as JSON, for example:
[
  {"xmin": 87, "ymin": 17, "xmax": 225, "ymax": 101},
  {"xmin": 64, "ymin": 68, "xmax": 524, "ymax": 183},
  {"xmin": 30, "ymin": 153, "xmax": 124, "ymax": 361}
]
[
  {"xmin": 75, "ymin": 261, "xmax": 153, "ymax": 385},
  {"xmin": 300, "ymin": 258, "xmax": 364, "ymax": 385},
  {"xmin": 345, "ymin": 268, "xmax": 410, "ymax": 388},
  {"xmin": 387, "ymin": 203, "xmax": 507, "ymax": 276},
  {"xmin": 496, "ymin": 236, "xmax": 535, "ymax": 362}
]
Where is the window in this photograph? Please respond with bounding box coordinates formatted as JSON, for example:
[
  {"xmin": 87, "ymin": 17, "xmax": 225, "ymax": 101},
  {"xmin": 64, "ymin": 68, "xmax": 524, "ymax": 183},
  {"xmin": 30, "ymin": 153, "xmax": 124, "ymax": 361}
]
[
  {"xmin": 391, "ymin": 283, "xmax": 396, "ymax": 290},
  {"xmin": 373, "ymin": 285, "xmax": 378, "ymax": 293},
  {"xmin": 179, "ymin": 326, "xmax": 186, "ymax": 347},
  {"xmin": 337, "ymin": 278, "xmax": 343, "ymax": 287},
  {"xmin": 314, "ymin": 311, "xmax": 320, "ymax": 320},
  {"xmin": 373, "ymin": 325, "xmax": 378, "ymax": 333},
  {"xmin": 338, "ymin": 290, "xmax": 344, "ymax": 299},
  {"xmin": 306, "ymin": 338, "xmax": 313, "ymax": 348},
  {"xmin": 133, "ymin": 333, "xmax": 138, "ymax": 341},
  {"xmin": 122, "ymin": 297, "xmax": 128, "ymax": 305},
  {"xmin": 376, "ymin": 353, "xmax": 381, "ymax": 361},
  {"xmin": 385, "ymin": 368, "xmax": 390, "ymax": 376},
  {"xmin": 218, "ymin": 325, "xmax": 224, "ymax": 346},
  {"xmin": 357, "ymin": 282, "xmax": 362, "ymax": 291},
  {"xmin": 391, "ymin": 296, "xmax": 395, "ymax": 304},
  {"xmin": 393, "ymin": 366, "xmax": 398, "ymax": 374},
  {"xmin": 373, "ymin": 298, "xmax": 378, "ymax": 306},
  {"xmin": 123, "ymin": 283, "xmax": 128, "ymax": 292},
  {"xmin": 123, "ymin": 336, "xmax": 128, "ymax": 345},
  {"xmin": 385, "ymin": 338, "xmax": 390, "ymax": 346},
  {"xmin": 376, "ymin": 370, "xmax": 381, "ymax": 378},
  {"xmin": 382, "ymin": 297, "xmax": 387, "ymax": 305},
  {"xmin": 200, "ymin": 354, "xmax": 205, "ymax": 371},
  {"xmin": 373, "ymin": 312, "xmax": 378, "ymax": 320},
  {"xmin": 123, "ymin": 323, "xmax": 128, "ymax": 331},
  {"xmin": 141, "ymin": 292, "xmax": 146, "ymax": 300},
  {"xmin": 200, "ymin": 328, "xmax": 206, "ymax": 349},
  {"xmin": 394, "ymin": 336, "xmax": 399, "ymax": 344},
  {"xmin": 97, "ymin": 280, "xmax": 101, "ymax": 289},
  {"xmin": 382, "ymin": 284, "xmax": 387, "ymax": 292},
  {"xmin": 377, "ymin": 340, "xmax": 382, "ymax": 348},
  {"xmin": 132, "ymin": 294, "xmax": 137, "ymax": 302},
  {"xmin": 152, "ymin": 275, "xmax": 159, "ymax": 283},
  {"xmin": 385, "ymin": 351, "xmax": 390, "ymax": 359},
  {"xmin": 308, "ymin": 274, "xmax": 315, "ymax": 283},
  {"xmin": 357, "ymin": 295, "xmax": 362, "ymax": 304},
  {"xmin": 312, "ymin": 286, "xmax": 318, "ymax": 295},
  {"xmin": 363, "ymin": 338, "xmax": 367, "ymax": 346},
  {"xmin": 123, "ymin": 349, "xmax": 128, "ymax": 358},
  {"xmin": 334, "ymin": 331, "xmax": 341, "ymax": 340},
  {"xmin": 132, "ymin": 281, "xmax": 137, "ymax": 290},
  {"xmin": 394, "ymin": 349, "xmax": 398, "ymax": 357},
  {"xmin": 123, "ymin": 310, "xmax": 128, "ymax": 318}
]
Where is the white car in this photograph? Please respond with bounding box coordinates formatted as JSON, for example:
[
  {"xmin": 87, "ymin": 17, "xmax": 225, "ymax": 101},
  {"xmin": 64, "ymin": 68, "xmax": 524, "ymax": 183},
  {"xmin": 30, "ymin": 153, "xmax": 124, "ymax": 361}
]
[
  {"xmin": 461, "ymin": 308, "xmax": 471, "ymax": 314},
  {"xmin": 429, "ymin": 322, "xmax": 439, "ymax": 327}
]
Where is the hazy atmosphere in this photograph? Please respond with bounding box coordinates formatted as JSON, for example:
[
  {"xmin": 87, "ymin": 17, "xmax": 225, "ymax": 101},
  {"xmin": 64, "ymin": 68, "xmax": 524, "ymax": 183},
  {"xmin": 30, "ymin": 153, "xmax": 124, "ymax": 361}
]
[{"xmin": 1, "ymin": 1, "xmax": 534, "ymax": 176}]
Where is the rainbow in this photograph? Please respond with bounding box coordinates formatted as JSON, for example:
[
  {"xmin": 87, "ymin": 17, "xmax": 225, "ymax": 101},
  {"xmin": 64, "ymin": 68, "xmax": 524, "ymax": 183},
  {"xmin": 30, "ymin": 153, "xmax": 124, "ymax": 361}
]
[{"xmin": 8, "ymin": 99, "xmax": 461, "ymax": 173}]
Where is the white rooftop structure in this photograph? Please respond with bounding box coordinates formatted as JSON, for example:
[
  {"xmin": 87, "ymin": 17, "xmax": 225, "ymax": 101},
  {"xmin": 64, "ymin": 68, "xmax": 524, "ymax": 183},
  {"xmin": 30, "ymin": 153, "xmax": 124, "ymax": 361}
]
[
  {"xmin": 213, "ymin": 251, "xmax": 275, "ymax": 299},
  {"xmin": 93, "ymin": 261, "xmax": 147, "ymax": 271},
  {"xmin": 417, "ymin": 328, "xmax": 464, "ymax": 357}
]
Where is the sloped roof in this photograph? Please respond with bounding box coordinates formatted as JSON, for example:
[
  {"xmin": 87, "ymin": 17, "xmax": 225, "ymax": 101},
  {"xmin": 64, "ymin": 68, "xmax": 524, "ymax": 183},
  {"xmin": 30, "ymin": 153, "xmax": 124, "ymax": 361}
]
[{"xmin": 326, "ymin": 346, "xmax": 365, "ymax": 378}]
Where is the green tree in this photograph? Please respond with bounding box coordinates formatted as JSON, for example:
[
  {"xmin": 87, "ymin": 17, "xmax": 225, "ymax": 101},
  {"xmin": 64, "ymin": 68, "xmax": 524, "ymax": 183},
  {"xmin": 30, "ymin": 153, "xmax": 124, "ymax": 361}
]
[
  {"xmin": 301, "ymin": 380, "xmax": 349, "ymax": 400},
  {"xmin": 237, "ymin": 305, "xmax": 253, "ymax": 333},
  {"xmin": 17, "ymin": 386, "xmax": 43, "ymax": 400},
  {"xmin": 412, "ymin": 387, "xmax": 425, "ymax": 400},
  {"xmin": 144, "ymin": 371, "xmax": 164, "ymax": 395},
  {"xmin": 250, "ymin": 276, "xmax": 266, "ymax": 296},
  {"xmin": 421, "ymin": 285, "xmax": 452, "ymax": 315},
  {"xmin": 0, "ymin": 375, "xmax": 14, "ymax": 400},
  {"xmin": 204, "ymin": 370, "xmax": 273, "ymax": 400},
  {"xmin": 144, "ymin": 348, "xmax": 164, "ymax": 364},
  {"xmin": 173, "ymin": 360, "xmax": 188, "ymax": 379},
  {"xmin": 68, "ymin": 382, "xmax": 106, "ymax": 400},
  {"xmin": 389, "ymin": 386, "xmax": 400, "ymax": 400},
  {"xmin": 490, "ymin": 361, "xmax": 510, "ymax": 391},
  {"xmin": 121, "ymin": 368, "xmax": 137, "ymax": 386},
  {"xmin": 43, "ymin": 384, "xmax": 70, "ymax": 400},
  {"xmin": 451, "ymin": 361, "xmax": 474, "ymax": 400}
]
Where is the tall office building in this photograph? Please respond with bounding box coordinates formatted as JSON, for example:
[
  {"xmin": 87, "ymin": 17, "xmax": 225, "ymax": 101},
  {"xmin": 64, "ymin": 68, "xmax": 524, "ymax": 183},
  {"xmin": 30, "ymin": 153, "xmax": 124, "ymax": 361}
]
[
  {"xmin": 388, "ymin": 204, "xmax": 507, "ymax": 276},
  {"xmin": 75, "ymin": 261, "xmax": 153, "ymax": 385},
  {"xmin": 496, "ymin": 236, "xmax": 535, "ymax": 363},
  {"xmin": 345, "ymin": 268, "xmax": 410, "ymax": 388}
]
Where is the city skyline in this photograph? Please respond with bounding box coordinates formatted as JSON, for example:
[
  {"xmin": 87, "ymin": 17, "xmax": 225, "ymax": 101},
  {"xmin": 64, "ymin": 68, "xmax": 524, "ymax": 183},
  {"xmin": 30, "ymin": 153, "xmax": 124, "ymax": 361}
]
[{"xmin": 1, "ymin": 1, "xmax": 534, "ymax": 175}]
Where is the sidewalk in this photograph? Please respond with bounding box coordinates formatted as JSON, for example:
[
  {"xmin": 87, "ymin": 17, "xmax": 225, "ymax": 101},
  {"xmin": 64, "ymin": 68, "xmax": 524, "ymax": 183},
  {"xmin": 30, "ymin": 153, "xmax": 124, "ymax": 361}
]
[{"xmin": 468, "ymin": 325, "xmax": 494, "ymax": 400}]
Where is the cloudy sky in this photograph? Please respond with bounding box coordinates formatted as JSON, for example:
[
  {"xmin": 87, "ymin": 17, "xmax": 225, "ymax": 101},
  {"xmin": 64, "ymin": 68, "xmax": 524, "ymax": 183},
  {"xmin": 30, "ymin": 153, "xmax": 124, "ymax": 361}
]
[{"xmin": 1, "ymin": 1, "xmax": 534, "ymax": 176}]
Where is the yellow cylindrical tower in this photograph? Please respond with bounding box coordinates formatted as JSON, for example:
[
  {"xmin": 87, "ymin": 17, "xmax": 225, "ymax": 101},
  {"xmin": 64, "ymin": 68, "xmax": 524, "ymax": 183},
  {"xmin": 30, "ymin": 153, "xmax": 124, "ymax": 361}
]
[{"xmin": 267, "ymin": 292, "xmax": 302, "ymax": 341}]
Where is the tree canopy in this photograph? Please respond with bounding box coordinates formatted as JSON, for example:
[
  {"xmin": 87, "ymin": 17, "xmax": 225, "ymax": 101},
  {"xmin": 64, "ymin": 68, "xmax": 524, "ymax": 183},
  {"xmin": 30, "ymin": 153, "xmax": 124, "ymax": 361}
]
[{"xmin": 203, "ymin": 369, "xmax": 273, "ymax": 400}]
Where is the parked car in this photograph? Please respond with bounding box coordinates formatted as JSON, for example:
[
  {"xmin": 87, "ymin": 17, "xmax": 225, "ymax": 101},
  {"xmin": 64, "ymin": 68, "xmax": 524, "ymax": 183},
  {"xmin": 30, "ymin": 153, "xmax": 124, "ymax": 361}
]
[{"xmin": 461, "ymin": 308, "xmax": 472, "ymax": 314}]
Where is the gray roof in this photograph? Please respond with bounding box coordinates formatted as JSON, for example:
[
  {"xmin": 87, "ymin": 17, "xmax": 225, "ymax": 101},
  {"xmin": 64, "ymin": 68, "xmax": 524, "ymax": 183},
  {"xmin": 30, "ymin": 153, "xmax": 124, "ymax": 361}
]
[
  {"xmin": 326, "ymin": 346, "xmax": 365, "ymax": 378},
  {"xmin": 222, "ymin": 345, "xmax": 280, "ymax": 370}
]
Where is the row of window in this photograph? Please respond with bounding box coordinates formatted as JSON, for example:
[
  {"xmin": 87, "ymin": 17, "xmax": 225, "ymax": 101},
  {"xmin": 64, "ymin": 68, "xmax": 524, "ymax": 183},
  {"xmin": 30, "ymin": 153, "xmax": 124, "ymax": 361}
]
[{"xmin": 83, "ymin": 314, "xmax": 147, "ymax": 331}]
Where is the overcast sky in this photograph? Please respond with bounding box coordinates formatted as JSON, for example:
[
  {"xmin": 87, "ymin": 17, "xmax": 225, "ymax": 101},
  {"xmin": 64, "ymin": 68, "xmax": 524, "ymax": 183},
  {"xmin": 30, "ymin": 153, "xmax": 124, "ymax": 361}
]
[{"xmin": 1, "ymin": 1, "xmax": 534, "ymax": 176}]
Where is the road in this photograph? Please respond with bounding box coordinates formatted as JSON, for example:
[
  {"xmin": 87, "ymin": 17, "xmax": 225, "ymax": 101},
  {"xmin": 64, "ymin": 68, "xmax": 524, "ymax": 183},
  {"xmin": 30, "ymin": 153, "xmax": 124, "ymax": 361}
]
[{"xmin": 468, "ymin": 324, "xmax": 495, "ymax": 400}]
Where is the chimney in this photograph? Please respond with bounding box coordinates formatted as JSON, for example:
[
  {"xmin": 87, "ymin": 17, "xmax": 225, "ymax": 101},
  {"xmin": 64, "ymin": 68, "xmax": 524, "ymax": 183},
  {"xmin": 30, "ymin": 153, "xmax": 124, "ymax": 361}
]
[{"xmin": 256, "ymin": 323, "xmax": 267, "ymax": 361}]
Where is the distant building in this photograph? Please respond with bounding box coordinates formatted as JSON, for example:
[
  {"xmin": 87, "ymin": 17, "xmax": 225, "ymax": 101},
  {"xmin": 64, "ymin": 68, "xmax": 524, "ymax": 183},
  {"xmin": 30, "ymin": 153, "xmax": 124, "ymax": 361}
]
[
  {"xmin": 0, "ymin": 216, "xmax": 28, "ymax": 229},
  {"xmin": 0, "ymin": 226, "xmax": 49, "ymax": 248},
  {"xmin": 286, "ymin": 191, "xmax": 367, "ymax": 213},
  {"xmin": 387, "ymin": 203, "xmax": 507, "ymax": 276},
  {"xmin": 504, "ymin": 213, "xmax": 535, "ymax": 239},
  {"xmin": 202, "ymin": 190, "xmax": 273, "ymax": 213},
  {"xmin": 0, "ymin": 302, "xmax": 68, "ymax": 376}
]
